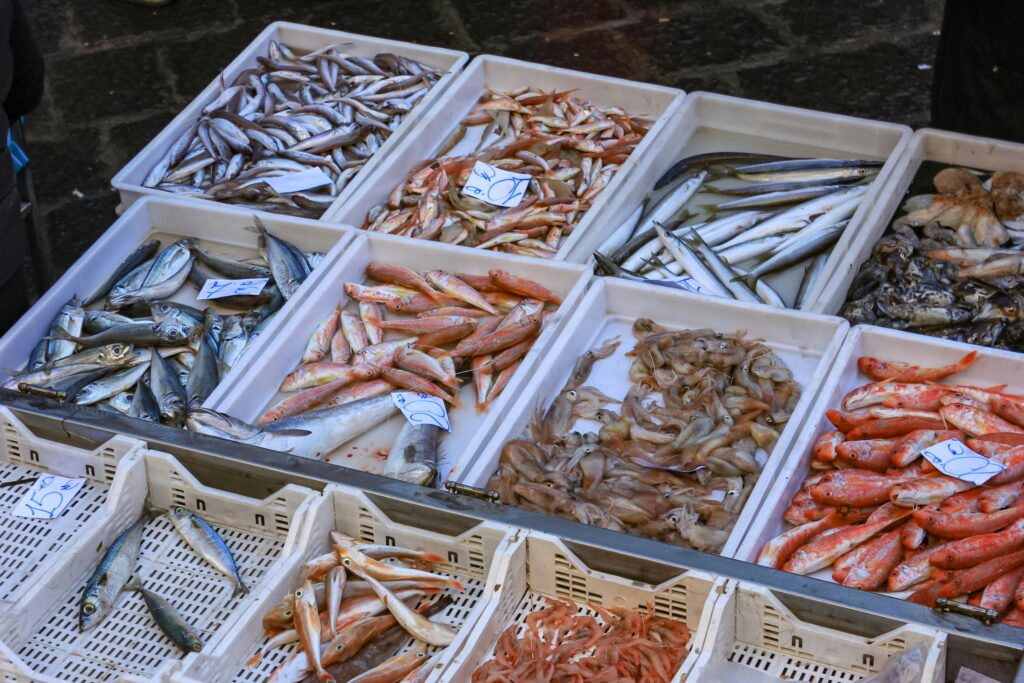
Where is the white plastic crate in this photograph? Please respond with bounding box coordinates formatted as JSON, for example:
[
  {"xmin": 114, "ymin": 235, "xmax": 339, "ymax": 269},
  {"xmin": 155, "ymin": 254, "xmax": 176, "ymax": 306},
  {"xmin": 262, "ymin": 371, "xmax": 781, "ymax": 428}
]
[
  {"xmin": 566, "ymin": 92, "xmax": 912, "ymax": 310},
  {"xmin": 0, "ymin": 196, "xmax": 356, "ymax": 406},
  {"xmin": 812, "ymin": 127, "xmax": 1024, "ymax": 315},
  {"xmin": 212, "ymin": 231, "xmax": 591, "ymax": 483},
  {"xmin": 0, "ymin": 449, "xmax": 319, "ymax": 683},
  {"xmin": 734, "ymin": 325, "xmax": 1024, "ymax": 580},
  {"xmin": 324, "ymin": 54, "xmax": 685, "ymax": 259},
  {"xmin": 111, "ymin": 21, "xmax": 468, "ymax": 218},
  {"xmin": 171, "ymin": 483, "xmax": 515, "ymax": 683},
  {"xmin": 0, "ymin": 407, "xmax": 143, "ymax": 625},
  {"xmin": 456, "ymin": 276, "xmax": 849, "ymax": 558},
  {"xmin": 443, "ymin": 531, "xmax": 721, "ymax": 682},
  {"xmin": 688, "ymin": 581, "xmax": 946, "ymax": 682}
]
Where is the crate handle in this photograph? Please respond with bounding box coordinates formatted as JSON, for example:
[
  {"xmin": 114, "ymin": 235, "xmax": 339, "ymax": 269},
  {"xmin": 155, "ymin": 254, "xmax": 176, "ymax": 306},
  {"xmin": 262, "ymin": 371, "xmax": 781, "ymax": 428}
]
[
  {"xmin": 935, "ymin": 597, "xmax": 999, "ymax": 625},
  {"xmin": 444, "ymin": 481, "xmax": 499, "ymax": 503}
]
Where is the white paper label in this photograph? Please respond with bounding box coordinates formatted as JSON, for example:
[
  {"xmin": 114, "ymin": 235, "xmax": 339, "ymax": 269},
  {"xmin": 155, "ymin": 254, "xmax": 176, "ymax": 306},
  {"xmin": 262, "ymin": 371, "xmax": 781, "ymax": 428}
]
[
  {"xmin": 462, "ymin": 161, "xmax": 531, "ymax": 208},
  {"xmin": 920, "ymin": 438, "xmax": 1006, "ymax": 485},
  {"xmin": 12, "ymin": 474, "xmax": 85, "ymax": 519},
  {"xmin": 197, "ymin": 277, "xmax": 269, "ymax": 300},
  {"xmin": 265, "ymin": 167, "xmax": 333, "ymax": 194},
  {"xmin": 703, "ymin": 489, "xmax": 727, "ymax": 503},
  {"xmin": 391, "ymin": 392, "xmax": 452, "ymax": 432}
]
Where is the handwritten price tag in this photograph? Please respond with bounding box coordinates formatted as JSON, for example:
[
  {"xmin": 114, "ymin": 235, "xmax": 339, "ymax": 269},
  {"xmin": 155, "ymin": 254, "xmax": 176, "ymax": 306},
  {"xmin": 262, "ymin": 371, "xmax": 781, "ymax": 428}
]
[
  {"xmin": 462, "ymin": 161, "xmax": 531, "ymax": 208},
  {"xmin": 265, "ymin": 167, "xmax": 333, "ymax": 194},
  {"xmin": 391, "ymin": 392, "xmax": 452, "ymax": 432},
  {"xmin": 197, "ymin": 277, "xmax": 269, "ymax": 301},
  {"xmin": 11, "ymin": 474, "xmax": 85, "ymax": 519},
  {"xmin": 920, "ymin": 438, "xmax": 1006, "ymax": 485}
]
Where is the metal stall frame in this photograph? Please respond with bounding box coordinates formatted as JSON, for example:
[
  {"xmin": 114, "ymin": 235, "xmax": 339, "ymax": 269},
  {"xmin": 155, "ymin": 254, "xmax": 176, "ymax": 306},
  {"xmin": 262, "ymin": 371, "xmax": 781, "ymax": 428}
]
[{"xmin": 1, "ymin": 389, "xmax": 1021, "ymax": 683}]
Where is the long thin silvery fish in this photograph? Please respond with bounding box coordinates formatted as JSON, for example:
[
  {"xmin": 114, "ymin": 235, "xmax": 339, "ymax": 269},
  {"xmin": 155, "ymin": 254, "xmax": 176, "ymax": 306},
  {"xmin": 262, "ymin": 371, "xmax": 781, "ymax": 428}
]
[
  {"xmin": 795, "ymin": 251, "xmax": 829, "ymax": 309},
  {"xmin": 740, "ymin": 225, "xmax": 846, "ymax": 286},
  {"xmin": 629, "ymin": 171, "xmax": 708, "ymax": 242},
  {"xmin": 768, "ymin": 193, "xmax": 864, "ymax": 254},
  {"xmin": 685, "ymin": 230, "xmax": 761, "ymax": 304},
  {"xmin": 73, "ymin": 362, "xmax": 150, "ymax": 406},
  {"xmin": 593, "ymin": 203, "xmax": 643, "ymax": 259},
  {"xmin": 654, "ymin": 222, "xmax": 732, "ymax": 298}
]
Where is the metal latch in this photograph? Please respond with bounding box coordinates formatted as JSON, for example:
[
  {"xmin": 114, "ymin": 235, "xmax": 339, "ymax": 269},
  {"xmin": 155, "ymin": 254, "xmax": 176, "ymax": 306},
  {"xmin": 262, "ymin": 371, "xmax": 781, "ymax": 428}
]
[
  {"xmin": 18, "ymin": 384, "xmax": 66, "ymax": 402},
  {"xmin": 444, "ymin": 481, "xmax": 499, "ymax": 503},
  {"xmin": 935, "ymin": 597, "xmax": 1000, "ymax": 625}
]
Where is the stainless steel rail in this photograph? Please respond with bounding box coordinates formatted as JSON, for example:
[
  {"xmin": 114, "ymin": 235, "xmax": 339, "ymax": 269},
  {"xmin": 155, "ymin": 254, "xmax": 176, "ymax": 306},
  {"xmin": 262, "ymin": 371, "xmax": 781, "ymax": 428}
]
[{"xmin": 3, "ymin": 388, "xmax": 1021, "ymax": 682}]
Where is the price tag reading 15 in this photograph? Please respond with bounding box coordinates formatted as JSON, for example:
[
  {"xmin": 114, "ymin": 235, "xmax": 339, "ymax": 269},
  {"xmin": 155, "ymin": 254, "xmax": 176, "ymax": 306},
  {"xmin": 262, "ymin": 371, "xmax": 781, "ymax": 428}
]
[
  {"xmin": 462, "ymin": 161, "xmax": 532, "ymax": 208},
  {"xmin": 11, "ymin": 474, "xmax": 86, "ymax": 520}
]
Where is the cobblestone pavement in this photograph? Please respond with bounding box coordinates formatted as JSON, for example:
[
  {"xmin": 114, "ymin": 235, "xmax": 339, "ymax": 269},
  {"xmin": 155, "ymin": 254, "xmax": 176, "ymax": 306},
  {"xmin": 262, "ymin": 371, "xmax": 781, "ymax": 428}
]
[{"xmin": 23, "ymin": 0, "xmax": 943, "ymax": 286}]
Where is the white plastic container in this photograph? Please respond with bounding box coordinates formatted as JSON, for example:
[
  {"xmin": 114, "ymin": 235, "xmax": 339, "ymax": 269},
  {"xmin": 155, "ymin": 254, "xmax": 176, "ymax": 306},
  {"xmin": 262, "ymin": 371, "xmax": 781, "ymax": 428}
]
[
  {"xmin": 443, "ymin": 531, "xmax": 721, "ymax": 682},
  {"xmin": 323, "ymin": 54, "xmax": 685, "ymax": 259},
  {"xmin": 734, "ymin": 324, "xmax": 1024, "ymax": 575},
  {"xmin": 171, "ymin": 483, "xmax": 515, "ymax": 683},
  {"xmin": 212, "ymin": 231, "xmax": 591, "ymax": 482},
  {"xmin": 0, "ymin": 407, "xmax": 144, "ymax": 624},
  {"xmin": 688, "ymin": 581, "xmax": 946, "ymax": 682},
  {"xmin": 456, "ymin": 277, "xmax": 849, "ymax": 558},
  {"xmin": 0, "ymin": 196, "xmax": 356, "ymax": 406},
  {"xmin": 111, "ymin": 21, "xmax": 469, "ymax": 218},
  {"xmin": 0, "ymin": 449, "xmax": 320, "ymax": 683},
  {"xmin": 812, "ymin": 127, "xmax": 1024, "ymax": 315},
  {"xmin": 566, "ymin": 92, "xmax": 913, "ymax": 309}
]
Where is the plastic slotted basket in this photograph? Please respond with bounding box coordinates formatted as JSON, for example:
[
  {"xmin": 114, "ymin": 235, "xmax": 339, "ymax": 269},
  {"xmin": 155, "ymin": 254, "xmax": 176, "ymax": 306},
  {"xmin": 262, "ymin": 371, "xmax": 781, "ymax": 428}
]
[
  {"xmin": 0, "ymin": 407, "xmax": 144, "ymax": 623},
  {"xmin": 0, "ymin": 450, "xmax": 319, "ymax": 683},
  {"xmin": 688, "ymin": 582, "xmax": 946, "ymax": 683},
  {"xmin": 172, "ymin": 484, "xmax": 516, "ymax": 683},
  {"xmin": 443, "ymin": 531, "xmax": 723, "ymax": 682}
]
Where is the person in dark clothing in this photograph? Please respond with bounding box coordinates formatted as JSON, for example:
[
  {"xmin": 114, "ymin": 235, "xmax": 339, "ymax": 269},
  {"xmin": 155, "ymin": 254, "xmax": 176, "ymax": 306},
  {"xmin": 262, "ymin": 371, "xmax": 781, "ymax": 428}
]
[
  {"xmin": 932, "ymin": 0, "xmax": 1024, "ymax": 143},
  {"xmin": 0, "ymin": 0, "xmax": 42, "ymax": 334}
]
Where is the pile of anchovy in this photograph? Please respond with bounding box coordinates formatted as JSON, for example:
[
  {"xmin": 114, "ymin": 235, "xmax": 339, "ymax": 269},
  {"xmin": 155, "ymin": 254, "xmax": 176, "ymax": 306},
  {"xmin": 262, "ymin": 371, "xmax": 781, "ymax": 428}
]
[
  {"xmin": 843, "ymin": 166, "xmax": 1024, "ymax": 351},
  {"xmin": 5, "ymin": 217, "xmax": 321, "ymax": 424},
  {"xmin": 143, "ymin": 40, "xmax": 441, "ymax": 217},
  {"xmin": 594, "ymin": 152, "xmax": 883, "ymax": 308},
  {"xmin": 361, "ymin": 87, "xmax": 650, "ymax": 256}
]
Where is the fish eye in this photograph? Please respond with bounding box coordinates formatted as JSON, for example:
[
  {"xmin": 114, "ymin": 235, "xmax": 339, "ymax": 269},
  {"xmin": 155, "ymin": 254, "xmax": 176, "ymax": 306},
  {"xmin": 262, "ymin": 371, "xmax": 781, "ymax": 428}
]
[
  {"xmin": 418, "ymin": 652, "xmax": 427, "ymax": 658},
  {"xmin": 295, "ymin": 589, "xmax": 303, "ymax": 598},
  {"xmin": 82, "ymin": 604, "xmax": 95, "ymax": 615},
  {"xmin": 567, "ymin": 390, "xmax": 577, "ymax": 399},
  {"xmin": 192, "ymin": 642, "xmax": 203, "ymax": 652},
  {"xmin": 342, "ymin": 558, "xmax": 351, "ymax": 566},
  {"xmin": 284, "ymin": 610, "xmax": 292, "ymax": 618}
]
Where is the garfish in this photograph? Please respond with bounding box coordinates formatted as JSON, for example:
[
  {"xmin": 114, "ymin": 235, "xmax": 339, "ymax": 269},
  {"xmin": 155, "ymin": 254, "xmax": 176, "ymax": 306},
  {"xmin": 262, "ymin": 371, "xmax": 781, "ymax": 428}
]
[{"xmin": 167, "ymin": 506, "xmax": 248, "ymax": 596}]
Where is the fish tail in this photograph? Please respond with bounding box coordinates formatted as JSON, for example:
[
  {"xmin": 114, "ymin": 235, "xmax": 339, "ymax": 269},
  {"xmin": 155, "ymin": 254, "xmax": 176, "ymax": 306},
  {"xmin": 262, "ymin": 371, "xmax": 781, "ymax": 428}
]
[
  {"xmin": 232, "ymin": 579, "xmax": 250, "ymax": 598},
  {"xmin": 732, "ymin": 274, "xmax": 758, "ymax": 289},
  {"xmin": 244, "ymin": 650, "xmax": 263, "ymax": 667},
  {"xmin": 420, "ymin": 553, "xmax": 445, "ymax": 564},
  {"xmin": 447, "ymin": 578, "xmax": 466, "ymax": 591},
  {"xmin": 318, "ymin": 673, "xmax": 336, "ymax": 683}
]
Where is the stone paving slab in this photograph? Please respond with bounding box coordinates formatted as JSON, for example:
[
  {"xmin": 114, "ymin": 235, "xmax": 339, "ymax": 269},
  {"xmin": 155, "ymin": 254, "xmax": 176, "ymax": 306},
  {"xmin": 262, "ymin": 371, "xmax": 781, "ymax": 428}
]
[{"xmin": 21, "ymin": 0, "xmax": 943, "ymax": 288}]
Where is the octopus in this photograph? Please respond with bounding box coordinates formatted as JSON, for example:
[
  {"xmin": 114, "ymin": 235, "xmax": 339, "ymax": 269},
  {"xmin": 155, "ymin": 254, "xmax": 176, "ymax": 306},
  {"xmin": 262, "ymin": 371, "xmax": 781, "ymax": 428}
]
[
  {"xmin": 991, "ymin": 170, "xmax": 1024, "ymax": 231},
  {"xmin": 895, "ymin": 167, "xmax": 1008, "ymax": 247}
]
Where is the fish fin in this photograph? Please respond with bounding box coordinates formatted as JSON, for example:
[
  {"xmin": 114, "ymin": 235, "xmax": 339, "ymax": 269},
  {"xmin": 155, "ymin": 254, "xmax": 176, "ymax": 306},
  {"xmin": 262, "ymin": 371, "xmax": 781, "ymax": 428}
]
[
  {"xmin": 43, "ymin": 327, "xmax": 76, "ymax": 343},
  {"xmin": 232, "ymin": 580, "xmax": 250, "ymax": 598},
  {"xmin": 731, "ymin": 274, "xmax": 758, "ymax": 289},
  {"xmin": 124, "ymin": 575, "xmax": 142, "ymax": 592}
]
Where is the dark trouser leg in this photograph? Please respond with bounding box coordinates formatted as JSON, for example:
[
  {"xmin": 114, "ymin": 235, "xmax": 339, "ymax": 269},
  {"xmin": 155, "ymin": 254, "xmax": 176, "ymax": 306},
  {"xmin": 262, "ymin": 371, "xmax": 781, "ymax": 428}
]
[{"xmin": 0, "ymin": 266, "xmax": 29, "ymax": 335}]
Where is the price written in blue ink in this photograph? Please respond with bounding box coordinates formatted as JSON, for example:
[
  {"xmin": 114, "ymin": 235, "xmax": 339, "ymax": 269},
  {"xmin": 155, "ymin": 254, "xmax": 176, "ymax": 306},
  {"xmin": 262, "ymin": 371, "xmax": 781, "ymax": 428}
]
[
  {"xmin": 391, "ymin": 391, "xmax": 452, "ymax": 432},
  {"xmin": 920, "ymin": 438, "xmax": 1006, "ymax": 485},
  {"xmin": 462, "ymin": 161, "xmax": 531, "ymax": 208},
  {"xmin": 197, "ymin": 277, "xmax": 269, "ymax": 301},
  {"xmin": 11, "ymin": 474, "xmax": 86, "ymax": 520}
]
